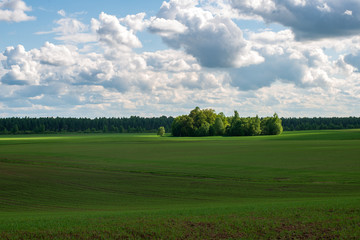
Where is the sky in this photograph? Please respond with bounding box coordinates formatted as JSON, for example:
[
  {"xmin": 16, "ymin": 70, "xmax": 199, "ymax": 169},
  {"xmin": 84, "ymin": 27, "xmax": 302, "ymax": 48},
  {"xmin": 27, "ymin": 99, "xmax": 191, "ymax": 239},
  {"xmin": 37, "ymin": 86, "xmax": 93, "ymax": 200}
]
[{"xmin": 0, "ymin": 0, "xmax": 360, "ymax": 118}]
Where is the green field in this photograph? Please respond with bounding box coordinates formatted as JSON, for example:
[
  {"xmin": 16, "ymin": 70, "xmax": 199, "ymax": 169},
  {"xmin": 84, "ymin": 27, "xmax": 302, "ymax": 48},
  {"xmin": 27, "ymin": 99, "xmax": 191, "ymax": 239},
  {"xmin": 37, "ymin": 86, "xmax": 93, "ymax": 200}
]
[{"xmin": 0, "ymin": 130, "xmax": 359, "ymax": 239}]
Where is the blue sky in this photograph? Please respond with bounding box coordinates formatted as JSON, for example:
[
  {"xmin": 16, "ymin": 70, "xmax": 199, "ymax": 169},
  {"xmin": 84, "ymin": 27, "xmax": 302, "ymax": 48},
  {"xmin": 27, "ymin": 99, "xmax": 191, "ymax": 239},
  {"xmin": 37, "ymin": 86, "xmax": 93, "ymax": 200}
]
[{"xmin": 1, "ymin": 0, "xmax": 360, "ymax": 118}]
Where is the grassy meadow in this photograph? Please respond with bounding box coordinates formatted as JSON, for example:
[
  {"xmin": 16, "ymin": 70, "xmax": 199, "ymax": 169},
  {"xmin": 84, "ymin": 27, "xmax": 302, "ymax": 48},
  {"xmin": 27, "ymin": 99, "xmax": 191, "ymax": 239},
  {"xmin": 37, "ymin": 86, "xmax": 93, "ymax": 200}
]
[{"xmin": 0, "ymin": 130, "xmax": 359, "ymax": 239}]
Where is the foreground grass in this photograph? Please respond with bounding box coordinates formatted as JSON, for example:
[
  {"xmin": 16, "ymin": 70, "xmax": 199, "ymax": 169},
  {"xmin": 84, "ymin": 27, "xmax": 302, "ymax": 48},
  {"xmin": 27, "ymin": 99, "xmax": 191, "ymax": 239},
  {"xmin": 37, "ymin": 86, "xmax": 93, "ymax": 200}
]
[
  {"xmin": 1, "ymin": 200, "xmax": 359, "ymax": 239},
  {"xmin": 0, "ymin": 130, "xmax": 360, "ymax": 239}
]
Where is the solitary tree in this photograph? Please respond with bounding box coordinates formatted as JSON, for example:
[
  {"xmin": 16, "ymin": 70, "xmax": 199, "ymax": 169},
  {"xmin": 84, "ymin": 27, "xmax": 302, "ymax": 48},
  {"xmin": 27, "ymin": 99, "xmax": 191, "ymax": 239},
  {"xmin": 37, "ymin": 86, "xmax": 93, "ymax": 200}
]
[{"xmin": 157, "ymin": 126, "xmax": 165, "ymax": 136}]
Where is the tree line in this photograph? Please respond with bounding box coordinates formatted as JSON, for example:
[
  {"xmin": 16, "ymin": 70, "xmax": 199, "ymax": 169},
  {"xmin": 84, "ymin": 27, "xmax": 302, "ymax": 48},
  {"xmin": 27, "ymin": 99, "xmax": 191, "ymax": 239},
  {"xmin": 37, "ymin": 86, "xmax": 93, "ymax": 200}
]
[
  {"xmin": 281, "ymin": 117, "xmax": 360, "ymax": 131},
  {"xmin": 0, "ymin": 116, "xmax": 173, "ymax": 135},
  {"xmin": 171, "ymin": 107, "xmax": 283, "ymax": 137},
  {"xmin": 1, "ymin": 113, "xmax": 359, "ymax": 135}
]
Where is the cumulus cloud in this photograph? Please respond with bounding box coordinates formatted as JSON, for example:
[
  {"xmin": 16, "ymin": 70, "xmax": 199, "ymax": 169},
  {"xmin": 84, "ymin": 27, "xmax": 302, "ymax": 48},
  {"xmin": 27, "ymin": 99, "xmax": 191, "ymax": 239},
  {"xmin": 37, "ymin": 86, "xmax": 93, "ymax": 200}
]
[
  {"xmin": 119, "ymin": 12, "xmax": 149, "ymax": 32},
  {"xmin": 0, "ymin": 39, "xmax": 151, "ymax": 95},
  {"xmin": 1, "ymin": 45, "xmax": 39, "ymax": 85},
  {"xmin": 149, "ymin": 0, "xmax": 264, "ymax": 68},
  {"xmin": 230, "ymin": 0, "xmax": 360, "ymax": 40},
  {"xmin": 229, "ymin": 28, "xmax": 342, "ymax": 90},
  {"xmin": 33, "ymin": 42, "xmax": 77, "ymax": 66},
  {"xmin": 93, "ymin": 12, "xmax": 142, "ymax": 50},
  {"xmin": 0, "ymin": 0, "xmax": 35, "ymax": 22}
]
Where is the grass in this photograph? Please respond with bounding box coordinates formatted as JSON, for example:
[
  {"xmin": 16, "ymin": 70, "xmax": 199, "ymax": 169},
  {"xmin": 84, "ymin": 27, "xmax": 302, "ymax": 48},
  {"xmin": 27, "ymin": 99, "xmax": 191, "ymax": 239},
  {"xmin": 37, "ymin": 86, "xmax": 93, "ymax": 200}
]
[{"xmin": 0, "ymin": 130, "xmax": 359, "ymax": 239}]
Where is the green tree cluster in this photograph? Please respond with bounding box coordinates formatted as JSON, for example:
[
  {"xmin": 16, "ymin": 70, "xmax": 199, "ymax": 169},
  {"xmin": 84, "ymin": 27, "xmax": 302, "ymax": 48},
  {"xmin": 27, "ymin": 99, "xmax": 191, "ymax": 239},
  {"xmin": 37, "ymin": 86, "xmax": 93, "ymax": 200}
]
[
  {"xmin": 172, "ymin": 107, "xmax": 283, "ymax": 137},
  {"xmin": 157, "ymin": 126, "xmax": 165, "ymax": 136}
]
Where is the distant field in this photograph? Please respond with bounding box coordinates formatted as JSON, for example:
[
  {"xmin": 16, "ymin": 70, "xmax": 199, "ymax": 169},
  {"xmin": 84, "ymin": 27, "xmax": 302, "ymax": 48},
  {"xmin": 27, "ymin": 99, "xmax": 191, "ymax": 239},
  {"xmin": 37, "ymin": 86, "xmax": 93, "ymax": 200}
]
[{"xmin": 0, "ymin": 130, "xmax": 359, "ymax": 239}]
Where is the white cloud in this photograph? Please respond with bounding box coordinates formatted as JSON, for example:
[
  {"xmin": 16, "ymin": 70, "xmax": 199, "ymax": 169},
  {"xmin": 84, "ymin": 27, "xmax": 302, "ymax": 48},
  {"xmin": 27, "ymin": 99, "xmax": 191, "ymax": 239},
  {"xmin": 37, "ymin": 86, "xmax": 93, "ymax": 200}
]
[
  {"xmin": 94, "ymin": 12, "xmax": 142, "ymax": 50},
  {"xmin": 57, "ymin": 9, "xmax": 66, "ymax": 17},
  {"xmin": 1, "ymin": 45, "xmax": 39, "ymax": 85},
  {"xmin": 293, "ymin": 0, "xmax": 306, "ymax": 7},
  {"xmin": 53, "ymin": 18, "xmax": 87, "ymax": 35},
  {"xmin": 248, "ymin": 29, "xmax": 294, "ymax": 45},
  {"xmin": 201, "ymin": 0, "xmax": 244, "ymax": 19},
  {"xmin": 36, "ymin": 16, "xmax": 97, "ymax": 44},
  {"xmin": 0, "ymin": 0, "xmax": 35, "ymax": 22},
  {"xmin": 230, "ymin": 0, "xmax": 360, "ymax": 40},
  {"xmin": 149, "ymin": 0, "xmax": 264, "ymax": 68},
  {"xmin": 317, "ymin": 3, "xmax": 331, "ymax": 13},
  {"xmin": 119, "ymin": 12, "xmax": 149, "ymax": 32},
  {"xmin": 344, "ymin": 10, "xmax": 353, "ymax": 16},
  {"xmin": 149, "ymin": 17, "xmax": 188, "ymax": 37},
  {"xmin": 231, "ymin": 0, "xmax": 276, "ymax": 14},
  {"xmin": 228, "ymin": 27, "xmax": 349, "ymax": 90},
  {"xmin": 143, "ymin": 49, "xmax": 200, "ymax": 72},
  {"xmin": 32, "ymin": 42, "xmax": 77, "ymax": 66},
  {"xmin": 168, "ymin": 71, "xmax": 228, "ymax": 90}
]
